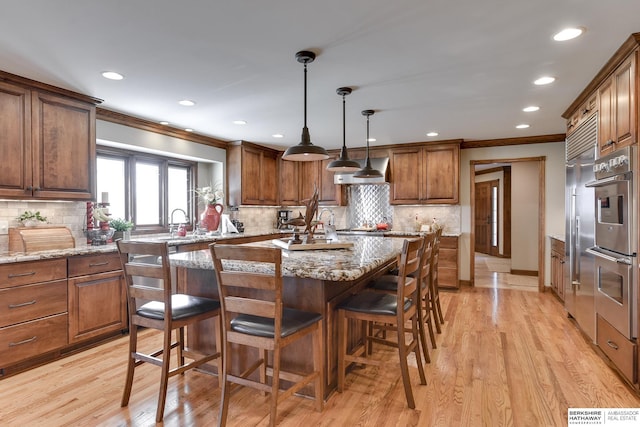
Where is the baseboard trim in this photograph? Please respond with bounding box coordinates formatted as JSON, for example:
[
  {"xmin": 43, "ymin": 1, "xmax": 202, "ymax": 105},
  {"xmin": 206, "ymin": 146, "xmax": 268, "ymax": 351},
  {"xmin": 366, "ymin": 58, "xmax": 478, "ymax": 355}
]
[{"xmin": 510, "ymin": 269, "xmax": 538, "ymax": 277}]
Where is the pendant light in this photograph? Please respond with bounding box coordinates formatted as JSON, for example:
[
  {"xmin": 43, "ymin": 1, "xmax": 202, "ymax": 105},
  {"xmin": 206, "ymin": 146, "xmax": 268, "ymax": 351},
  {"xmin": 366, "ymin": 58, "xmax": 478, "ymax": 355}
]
[
  {"xmin": 282, "ymin": 50, "xmax": 329, "ymax": 161},
  {"xmin": 326, "ymin": 87, "xmax": 361, "ymax": 172},
  {"xmin": 353, "ymin": 109, "xmax": 383, "ymax": 178}
]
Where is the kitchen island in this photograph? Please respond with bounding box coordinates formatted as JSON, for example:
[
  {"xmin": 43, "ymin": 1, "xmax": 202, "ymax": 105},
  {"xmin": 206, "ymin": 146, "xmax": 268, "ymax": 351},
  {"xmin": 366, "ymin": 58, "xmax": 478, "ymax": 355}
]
[{"xmin": 170, "ymin": 235, "xmax": 406, "ymax": 398}]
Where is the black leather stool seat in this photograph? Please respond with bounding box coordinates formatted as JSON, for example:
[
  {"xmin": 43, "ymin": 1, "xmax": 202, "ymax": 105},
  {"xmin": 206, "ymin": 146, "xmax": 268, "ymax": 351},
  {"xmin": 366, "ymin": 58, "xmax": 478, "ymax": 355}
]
[
  {"xmin": 369, "ymin": 275, "xmax": 400, "ymax": 292},
  {"xmin": 137, "ymin": 294, "xmax": 221, "ymax": 321},
  {"xmin": 231, "ymin": 308, "xmax": 322, "ymax": 338},
  {"xmin": 338, "ymin": 291, "xmax": 412, "ymax": 315}
]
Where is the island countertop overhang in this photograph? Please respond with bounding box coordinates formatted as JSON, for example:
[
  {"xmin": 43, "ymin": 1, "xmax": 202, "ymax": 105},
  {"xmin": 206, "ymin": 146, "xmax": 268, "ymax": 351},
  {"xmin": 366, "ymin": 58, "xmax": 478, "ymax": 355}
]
[{"xmin": 170, "ymin": 235, "xmax": 406, "ymax": 282}]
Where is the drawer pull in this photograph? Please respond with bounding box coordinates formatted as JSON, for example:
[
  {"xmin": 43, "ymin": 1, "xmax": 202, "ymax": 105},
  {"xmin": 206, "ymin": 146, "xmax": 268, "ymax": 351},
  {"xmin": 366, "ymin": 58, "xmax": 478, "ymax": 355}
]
[
  {"xmin": 8, "ymin": 300, "xmax": 36, "ymax": 308},
  {"xmin": 8, "ymin": 271, "xmax": 36, "ymax": 278},
  {"xmin": 9, "ymin": 336, "xmax": 37, "ymax": 347},
  {"xmin": 606, "ymin": 340, "xmax": 619, "ymax": 350},
  {"xmin": 88, "ymin": 262, "xmax": 110, "ymax": 267}
]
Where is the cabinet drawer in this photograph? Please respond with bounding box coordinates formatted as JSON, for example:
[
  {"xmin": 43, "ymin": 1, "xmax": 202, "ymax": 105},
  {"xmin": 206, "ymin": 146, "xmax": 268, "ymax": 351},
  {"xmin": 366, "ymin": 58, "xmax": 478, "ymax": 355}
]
[
  {"xmin": 0, "ymin": 259, "xmax": 67, "ymax": 289},
  {"xmin": 0, "ymin": 280, "xmax": 67, "ymax": 328},
  {"xmin": 550, "ymin": 238, "xmax": 564, "ymax": 253},
  {"xmin": 597, "ymin": 314, "xmax": 637, "ymax": 383},
  {"xmin": 439, "ymin": 236, "xmax": 458, "ymax": 250},
  {"xmin": 437, "ymin": 267, "xmax": 458, "ymax": 289},
  {"xmin": 439, "ymin": 247, "xmax": 457, "ymax": 269},
  {"xmin": 0, "ymin": 313, "xmax": 68, "ymax": 367},
  {"xmin": 68, "ymin": 252, "xmax": 122, "ymax": 277}
]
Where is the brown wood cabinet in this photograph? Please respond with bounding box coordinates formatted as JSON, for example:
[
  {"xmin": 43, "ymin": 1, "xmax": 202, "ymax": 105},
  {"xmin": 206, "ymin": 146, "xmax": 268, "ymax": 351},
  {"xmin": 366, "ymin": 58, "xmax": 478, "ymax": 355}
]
[
  {"xmin": 279, "ymin": 155, "xmax": 345, "ymax": 206},
  {"xmin": 598, "ymin": 53, "xmax": 636, "ymax": 155},
  {"xmin": 0, "ymin": 74, "xmax": 98, "ymax": 200},
  {"xmin": 227, "ymin": 141, "xmax": 278, "ymax": 206},
  {"xmin": 549, "ymin": 237, "xmax": 565, "ymax": 301},
  {"xmin": 0, "ymin": 259, "xmax": 68, "ymax": 369},
  {"xmin": 67, "ymin": 253, "xmax": 127, "ymax": 344},
  {"xmin": 566, "ymin": 94, "xmax": 597, "ymax": 136},
  {"xmin": 389, "ymin": 143, "xmax": 459, "ymax": 205},
  {"xmin": 438, "ymin": 235, "xmax": 459, "ymax": 289}
]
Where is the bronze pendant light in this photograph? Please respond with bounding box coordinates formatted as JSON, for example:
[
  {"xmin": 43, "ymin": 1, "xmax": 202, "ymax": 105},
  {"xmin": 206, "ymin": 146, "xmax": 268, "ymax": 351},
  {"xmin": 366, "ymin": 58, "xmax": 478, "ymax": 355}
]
[
  {"xmin": 282, "ymin": 50, "xmax": 329, "ymax": 161},
  {"xmin": 326, "ymin": 87, "xmax": 361, "ymax": 172},
  {"xmin": 353, "ymin": 109, "xmax": 383, "ymax": 178}
]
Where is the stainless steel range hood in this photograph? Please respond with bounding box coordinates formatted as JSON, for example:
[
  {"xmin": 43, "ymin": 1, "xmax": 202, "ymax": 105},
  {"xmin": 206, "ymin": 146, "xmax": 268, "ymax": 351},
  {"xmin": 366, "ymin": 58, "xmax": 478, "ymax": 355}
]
[{"xmin": 333, "ymin": 157, "xmax": 389, "ymax": 184}]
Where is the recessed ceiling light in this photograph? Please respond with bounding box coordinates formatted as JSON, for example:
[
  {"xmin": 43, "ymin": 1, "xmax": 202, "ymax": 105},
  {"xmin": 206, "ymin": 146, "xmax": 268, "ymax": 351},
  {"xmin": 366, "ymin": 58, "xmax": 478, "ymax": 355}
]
[
  {"xmin": 523, "ymin": 106, "xmax": 540, "ymax": 112},
  {"xmin": 185, "ymin": 128, "xmax": 194, "ymax": 132},
  {"xmin": 516, "ymin": 124, "xmax": 530, "ymax": 129},
  {"xmin": 178, "ymin": 100, "xmax": 196, "ymax": 106},
  {"xmin": 534, "ymin": 76, "xmax": 555, "ymax": 85},
  {"xmin": 553, "ymin": 27, "xmax": 584, "ymax": 41},
  {"xmin": 159, "ymin": 121, "xmax": 169, "ymax": 125},
  {"xmin": 232, "ymin": 120, "xmax": 247, "ymax": 125},
  {"xmin": 272, "ymin": 133, "xmax": 284, "ymax": 138},
  {"xmin": 101, "ymin": 71, "xmax": 124, "ymax": 80},
  {"xmin": 426, "ymin": 132, "xmax": 439, "ymax": 137}
]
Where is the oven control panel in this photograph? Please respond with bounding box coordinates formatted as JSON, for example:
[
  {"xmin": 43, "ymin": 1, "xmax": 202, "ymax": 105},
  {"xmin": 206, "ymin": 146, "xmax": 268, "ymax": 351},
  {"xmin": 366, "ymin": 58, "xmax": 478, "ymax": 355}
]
[{"xmin": 594, "ymin": 147, "xmax": 633, "ymax": 179}]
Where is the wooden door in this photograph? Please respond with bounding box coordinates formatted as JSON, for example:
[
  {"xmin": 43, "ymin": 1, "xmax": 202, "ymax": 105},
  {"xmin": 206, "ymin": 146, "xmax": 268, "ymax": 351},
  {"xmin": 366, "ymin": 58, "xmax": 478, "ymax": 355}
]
[
  {"xmin": 475, "ymin": 181, "xmax": 492, "ymax": 255},
  {"xmin": 0, "ymin": 81, "xmax": 32, "ymax": 198},
  {"xmin": 31, "ymin": 91, "xmax": 95, "ymax": 200},
  {"xmin": 278, "ymin": 158, "xmax": 300, "ymax": 206},
  {"xmin": 423, "ymin": 144, "xmax": 459, "ymax": 203},
  {"xmin": 613, "ymin": 55, "xmax": 636, "ymax": 148},
  {"xmin": 299, "ymin": 161, "xmax": 319, "ymax": 201},
  {"xmin": 390, "ymin": 147, "xmax": 422, "ymax": 204},
  {"xmin": 318, "ymin": 158, "xmax": 343, "ymax": 205},
  {"xmin": 240, "ymin": 146, "xmax": 262, "ymax": 204},
  {"xmin": 260, "ymin": 150, "xmax": 278, "ymax": 204}
]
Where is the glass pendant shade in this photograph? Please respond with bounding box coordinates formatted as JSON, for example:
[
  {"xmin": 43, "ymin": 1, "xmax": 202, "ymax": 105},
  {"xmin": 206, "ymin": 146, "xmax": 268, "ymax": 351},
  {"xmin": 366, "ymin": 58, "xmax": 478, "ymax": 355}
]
[
  {"xmin": 327, "ymin": 87, "xmax": 360, "ymax": 172},
  {"xmin": 282, "ymin": 51, "xmax": 329, "ymax": 161},
  {"xmin": 354, "ymin": 109, "xmax": 383, "ymax": 178}
]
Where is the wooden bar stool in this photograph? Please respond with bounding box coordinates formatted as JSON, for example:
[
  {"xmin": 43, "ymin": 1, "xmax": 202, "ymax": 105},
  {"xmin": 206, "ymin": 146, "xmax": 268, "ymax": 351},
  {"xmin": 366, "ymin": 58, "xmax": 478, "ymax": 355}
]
[
  {"xmin": 430, "ymin": 228, "xmax": 445, "ymax": 330},
  {"xmin": 116, "ymin": 240, "xmax": 222, "ymax": 423},
  {"xmin": 368, "ymin": 232, "xmax": 438, "ymax": 364},
  {"xmin": 210, "ymin": 243, "xmax": 324, "ymax": 427},
  {"xmin": 337, "ymin": 237, "xmax": 427, "ymax": 409}
]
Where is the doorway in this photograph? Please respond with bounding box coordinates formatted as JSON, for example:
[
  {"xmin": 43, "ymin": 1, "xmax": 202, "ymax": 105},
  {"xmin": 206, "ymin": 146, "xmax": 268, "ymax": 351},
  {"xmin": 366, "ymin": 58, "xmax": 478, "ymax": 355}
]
[{"xmin": 470, "ymin": 157, "xmax": 546, "ymax": 292}]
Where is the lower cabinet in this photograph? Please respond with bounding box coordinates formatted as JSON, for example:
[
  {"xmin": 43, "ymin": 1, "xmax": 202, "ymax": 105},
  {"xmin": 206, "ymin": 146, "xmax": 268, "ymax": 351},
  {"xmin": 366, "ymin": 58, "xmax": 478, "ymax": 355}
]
[
  {"xmin": 550, "ymin": 238, "xmax": 565, "ymax": 301},
  {"xmin": 438, "ymin": 235, "xmax": 459, "ymax": 289},
  {"xmin": 0, "ymin": 253, "xmax": 127, "ymax": 376},
  {"xmin": 67, "ymin": 253, "xmax": 127, "ymax": 344}
]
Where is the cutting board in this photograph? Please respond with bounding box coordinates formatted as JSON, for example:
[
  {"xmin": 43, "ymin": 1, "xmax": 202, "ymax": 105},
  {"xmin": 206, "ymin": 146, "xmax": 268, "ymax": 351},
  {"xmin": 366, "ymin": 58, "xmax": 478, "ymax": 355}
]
[
  {"xmin": 272, "ymin": 238, "xmax": 353, "ymax": 251},
  {"xmin": 9, "ymin": 226, "xmax": 76, "ymax": 253}
]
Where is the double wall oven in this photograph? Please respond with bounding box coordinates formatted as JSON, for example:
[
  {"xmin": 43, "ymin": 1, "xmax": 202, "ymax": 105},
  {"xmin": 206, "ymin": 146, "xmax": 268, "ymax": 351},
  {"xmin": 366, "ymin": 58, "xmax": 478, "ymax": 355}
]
[{"xmin": 585, "ymin": 146, "xmax": 637, "ymax": 340}]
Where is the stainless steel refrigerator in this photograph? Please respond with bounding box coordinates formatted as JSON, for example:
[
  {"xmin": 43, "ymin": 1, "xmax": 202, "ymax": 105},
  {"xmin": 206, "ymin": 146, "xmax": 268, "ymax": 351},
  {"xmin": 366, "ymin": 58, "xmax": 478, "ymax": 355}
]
[{"xmin": 564, "ymin": 114, "xmax": 597, "ymax": 342}]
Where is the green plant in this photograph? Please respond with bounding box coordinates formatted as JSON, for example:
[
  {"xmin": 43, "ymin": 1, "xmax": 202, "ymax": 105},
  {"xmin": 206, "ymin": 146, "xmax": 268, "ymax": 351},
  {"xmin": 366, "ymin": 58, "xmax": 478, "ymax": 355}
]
[
  {"xmin": 17, "ymin": 210, "xmax": 47, "ymax": 222},
  {"xmin": 109, "ymin": 217, "xmax": 134, "ymax": 231}
]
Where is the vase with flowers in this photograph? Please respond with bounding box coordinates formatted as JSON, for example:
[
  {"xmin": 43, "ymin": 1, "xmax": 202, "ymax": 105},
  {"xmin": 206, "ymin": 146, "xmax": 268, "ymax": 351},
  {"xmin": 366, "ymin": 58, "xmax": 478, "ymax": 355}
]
[{"xmin": 195, "ymin": 184, "xmax": 224, "ymax": 232}]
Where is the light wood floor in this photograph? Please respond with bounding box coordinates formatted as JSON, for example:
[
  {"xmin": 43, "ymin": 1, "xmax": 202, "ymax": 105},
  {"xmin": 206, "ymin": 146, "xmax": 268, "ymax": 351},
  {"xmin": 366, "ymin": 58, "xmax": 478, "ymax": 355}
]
[{"xmin": 1, "ymin": 266, "xmax": 639, "ymax": 426}]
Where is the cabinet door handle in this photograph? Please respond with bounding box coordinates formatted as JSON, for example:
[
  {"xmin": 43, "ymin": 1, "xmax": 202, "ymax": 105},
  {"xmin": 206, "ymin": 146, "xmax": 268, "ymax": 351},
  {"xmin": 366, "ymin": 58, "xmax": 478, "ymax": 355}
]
[
  {"xmin": 89, "ymin": 262, "xmax": 109, "ymax": 267},
  {"xmin": 8, "ymin": 271, "xmax": 36, "ymax": 278},
  {"xmin": 33, "ymin": 187, "xmax": 40, "ymax": 192},
  {"xmin": 606, "ymin": 340, "xmax": 619, "ymax": 350},
  {"xmin": 603, "ymin": 139, "xmax": 615, "ymax": 147},
  {"xmin": 8, "ymin": 300, "xmax": 36, "ymax": 308},
  {"xmin": 26, "ymin": 186, "xmax": 33, "ymax": 191},
  {"xmin": 9, "ymin": 336, "xmax": 37, "ymax": 347}
]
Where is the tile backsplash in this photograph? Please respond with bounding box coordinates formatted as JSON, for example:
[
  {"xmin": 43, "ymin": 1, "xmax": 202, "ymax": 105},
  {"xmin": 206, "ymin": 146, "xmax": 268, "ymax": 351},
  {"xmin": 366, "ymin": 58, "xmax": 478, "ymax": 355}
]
[{"xmin": 0, "ymin": 200, "xmax": 87, "ymax": 252}]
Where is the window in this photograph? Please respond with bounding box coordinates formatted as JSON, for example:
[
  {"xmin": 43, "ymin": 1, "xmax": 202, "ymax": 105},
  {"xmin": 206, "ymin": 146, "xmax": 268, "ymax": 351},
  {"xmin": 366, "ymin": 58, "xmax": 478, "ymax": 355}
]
[{"xmin": 96, "ymin": 147, "xmax": 196, "ymax": 232}]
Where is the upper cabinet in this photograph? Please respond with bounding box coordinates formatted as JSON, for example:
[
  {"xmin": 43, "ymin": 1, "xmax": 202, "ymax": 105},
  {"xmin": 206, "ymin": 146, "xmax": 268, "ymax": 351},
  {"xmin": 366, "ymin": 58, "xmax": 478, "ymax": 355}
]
[
  {"xmin": 563, "ymin": 34, "xmax": 639, "ymax": 157},
  {"xmin": 389, "ymin": 143, "xmax": 459, "ymax": 205},
  {"xmin": 278, "ymin": 154, "xmax": 345, "ymax": 206},
  {"xmin": 0, "ymin": 74, "xmax": 99, "ymax": 200},
  {"xmin": 598, "ymin": 53, "xmax": 636, "ymax": 155},
  {"xmin": 227, "ymin": 141, "xmax": 278, "ymax": 206}
]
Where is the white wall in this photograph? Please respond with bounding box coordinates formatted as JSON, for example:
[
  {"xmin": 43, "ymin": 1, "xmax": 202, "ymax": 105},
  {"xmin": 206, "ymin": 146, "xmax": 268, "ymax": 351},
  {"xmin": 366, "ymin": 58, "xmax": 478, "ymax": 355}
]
[
  {"xmin": 460, "ymin": 141, "xmax": 565, "ymax": 286},
  {"xmin": 510, "ymin": 161, "xmax": 539, "ymax": 272}
]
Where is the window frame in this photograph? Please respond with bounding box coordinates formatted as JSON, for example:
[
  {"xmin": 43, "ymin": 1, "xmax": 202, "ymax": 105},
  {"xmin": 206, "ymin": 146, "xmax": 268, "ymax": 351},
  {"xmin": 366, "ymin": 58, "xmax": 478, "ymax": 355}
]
[{"xmin": 96, "ymin": 146, "xmax": 197, "ymax": 235}]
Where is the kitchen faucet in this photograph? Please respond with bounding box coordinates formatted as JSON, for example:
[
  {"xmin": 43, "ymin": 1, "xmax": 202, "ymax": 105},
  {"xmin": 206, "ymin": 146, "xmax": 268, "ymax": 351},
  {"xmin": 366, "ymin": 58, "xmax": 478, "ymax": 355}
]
[
  {"xmin": 318, "ymin": 208, "xmax": 338, "ymax": 241},
  {"xmin": 169, "ymin": 208, "xmax": 188, "ymax": 237}
]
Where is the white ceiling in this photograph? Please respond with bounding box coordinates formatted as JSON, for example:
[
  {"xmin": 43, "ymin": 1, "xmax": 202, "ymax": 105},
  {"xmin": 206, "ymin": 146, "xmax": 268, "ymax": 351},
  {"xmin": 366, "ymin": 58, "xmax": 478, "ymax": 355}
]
[{"xmin": 2, "ymin": 1, "xmax": 639, "ymax": 151}]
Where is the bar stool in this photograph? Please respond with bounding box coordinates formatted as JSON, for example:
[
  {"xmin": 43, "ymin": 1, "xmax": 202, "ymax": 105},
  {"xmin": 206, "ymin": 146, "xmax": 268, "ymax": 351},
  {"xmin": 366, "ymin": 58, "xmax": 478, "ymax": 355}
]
[
  {"xmin": 337, "ymin": 237, "xmax": 427, "ymax": 409},
  {"xmin": 116, "ymin": 240, "xmax": 222, "ymax": 423},
  {"xmin": 210, "ymin": 243, "xmax": 324, "ymax": 427},
  {"xmin": 368, "ymin": 232, "xmax": 437, "ymax": 363},
  {"xmin": 430, "ymin": 228, "xmax": 445, "ymax": 330}
]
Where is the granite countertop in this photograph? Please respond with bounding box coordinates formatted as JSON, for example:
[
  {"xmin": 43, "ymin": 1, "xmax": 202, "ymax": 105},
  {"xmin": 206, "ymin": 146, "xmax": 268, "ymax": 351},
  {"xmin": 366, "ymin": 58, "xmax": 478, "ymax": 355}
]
[
  {"xmin": 548, "ymin": 234, "xmax": 565, "ymax": 242},
  {"xmin": 0, "ymin": 230, "xmax": 281, "ymax": 265},
  {"xmin": 170, "ymin": 235, "xmax": 406, "ymax": 282}
]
